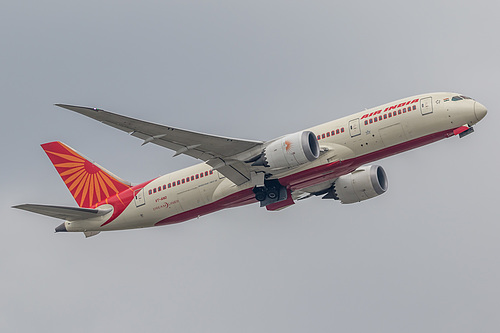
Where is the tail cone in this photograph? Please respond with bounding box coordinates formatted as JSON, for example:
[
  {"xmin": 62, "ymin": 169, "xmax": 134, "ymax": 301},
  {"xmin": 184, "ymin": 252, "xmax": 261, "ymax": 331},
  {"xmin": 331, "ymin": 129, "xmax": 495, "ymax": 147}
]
[{"xmin": 55, "ymin": 223, "xmax": 67, "ymax": 233}]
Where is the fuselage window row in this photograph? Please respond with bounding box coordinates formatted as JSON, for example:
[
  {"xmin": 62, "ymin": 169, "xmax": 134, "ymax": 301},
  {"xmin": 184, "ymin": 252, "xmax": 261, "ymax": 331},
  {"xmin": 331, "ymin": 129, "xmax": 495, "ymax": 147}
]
[
  {"xmin": 363, "ymin": 105, "xmax": 417, "ymax": 126},
  {"xmin": 148, "ymin": 170, "xmax": 215, "ymax": 195},
  {"xmin": 317, "ymin": 127, "xmax": 345, "ymax": 141}
]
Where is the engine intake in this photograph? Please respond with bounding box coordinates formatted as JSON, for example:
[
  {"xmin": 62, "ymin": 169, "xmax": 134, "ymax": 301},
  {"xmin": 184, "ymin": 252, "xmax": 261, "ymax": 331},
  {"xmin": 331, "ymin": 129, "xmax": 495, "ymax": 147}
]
[
  {"xmin": 332, "ymin": 165, "xmax": 388, "ymax": 204},
  {"xmin": 252, "ymin": 131, "xmax": 320, "ymax": 169}
]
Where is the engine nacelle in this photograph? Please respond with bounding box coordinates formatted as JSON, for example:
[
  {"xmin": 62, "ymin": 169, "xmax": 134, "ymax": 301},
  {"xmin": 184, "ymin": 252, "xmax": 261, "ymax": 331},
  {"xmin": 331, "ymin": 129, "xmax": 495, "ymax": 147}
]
[
  {"xmin": 332, "ymin": 165, "xmax": 388, "ymax": 204},
  {"xmin": 255, "ymin": 131, "xmax": 320, "ymax": 169}
]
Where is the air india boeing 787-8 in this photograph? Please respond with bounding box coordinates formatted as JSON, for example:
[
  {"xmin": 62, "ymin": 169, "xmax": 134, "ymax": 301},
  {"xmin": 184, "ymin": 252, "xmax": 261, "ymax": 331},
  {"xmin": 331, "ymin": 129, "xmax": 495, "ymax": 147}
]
[{"xmin": 13, "ymin": 93, "xmax": 487, "ymax": 237}]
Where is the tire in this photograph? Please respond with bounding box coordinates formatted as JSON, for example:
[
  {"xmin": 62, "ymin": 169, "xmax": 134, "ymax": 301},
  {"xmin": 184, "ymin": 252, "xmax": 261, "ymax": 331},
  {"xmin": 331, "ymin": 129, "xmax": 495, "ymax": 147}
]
[
  {"xmin": 267, "ymin": 188, "xmax": 278, "ymax": 200},
  {"xmin": 255, "ymin": 191, "xmax": 266, "ymax": 202}
]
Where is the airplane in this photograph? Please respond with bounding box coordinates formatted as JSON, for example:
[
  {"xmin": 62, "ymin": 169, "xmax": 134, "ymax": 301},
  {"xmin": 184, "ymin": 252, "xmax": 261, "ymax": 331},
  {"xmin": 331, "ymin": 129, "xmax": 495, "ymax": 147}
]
[{"xmin": 13, "ymin": 92, "xmax": 487, "ymax": 237}]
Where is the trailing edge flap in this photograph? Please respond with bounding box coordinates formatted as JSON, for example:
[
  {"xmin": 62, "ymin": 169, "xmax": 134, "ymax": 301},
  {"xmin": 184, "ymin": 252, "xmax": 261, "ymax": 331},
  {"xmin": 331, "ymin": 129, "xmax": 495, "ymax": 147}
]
[{"xmin": 13, "ymin": 204, "xmax": 112, "ymax": 221}]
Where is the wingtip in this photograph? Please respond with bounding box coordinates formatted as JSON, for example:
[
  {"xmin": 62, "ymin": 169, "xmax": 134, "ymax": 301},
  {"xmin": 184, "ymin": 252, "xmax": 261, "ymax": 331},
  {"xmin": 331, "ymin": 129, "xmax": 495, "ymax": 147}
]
[
  {"xmin": 54, "ymin": 104, "xmax": 100, "ymax": 112},
  {"xmin": 54, "ymin": 103, "xmax": 76, "ymax": 112},
  {"xmin": 54, "ymin": 103, "xmax": 71, "ymax": 109}
]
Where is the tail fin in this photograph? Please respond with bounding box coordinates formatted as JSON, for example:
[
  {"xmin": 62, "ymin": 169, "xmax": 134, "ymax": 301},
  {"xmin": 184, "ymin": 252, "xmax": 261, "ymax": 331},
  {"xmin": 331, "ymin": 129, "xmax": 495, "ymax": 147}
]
[{"xmin": 41, "ymin": 141, "xmax": 131, "ymax": 208}]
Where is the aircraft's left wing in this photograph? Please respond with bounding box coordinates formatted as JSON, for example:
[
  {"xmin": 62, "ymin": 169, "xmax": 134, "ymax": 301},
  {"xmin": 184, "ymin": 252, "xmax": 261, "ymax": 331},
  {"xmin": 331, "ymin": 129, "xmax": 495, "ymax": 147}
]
[{"xmin": 55, "ymin": 104, "xmax": 264, "ymax": 185}]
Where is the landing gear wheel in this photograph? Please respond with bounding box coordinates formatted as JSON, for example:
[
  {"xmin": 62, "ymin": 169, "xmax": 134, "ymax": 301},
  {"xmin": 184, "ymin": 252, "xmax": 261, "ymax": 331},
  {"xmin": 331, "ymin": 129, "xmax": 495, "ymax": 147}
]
[
  {"xmin": 253, "ymin": 180, "xmax": 284, "ymax": 206},
  {"xmin": 255, "ymin": 191, "xmax": 266, "ymax": 202},
  {"xmin": 267, "ymin": 188, "xmax": 278, "ymax": 200}
]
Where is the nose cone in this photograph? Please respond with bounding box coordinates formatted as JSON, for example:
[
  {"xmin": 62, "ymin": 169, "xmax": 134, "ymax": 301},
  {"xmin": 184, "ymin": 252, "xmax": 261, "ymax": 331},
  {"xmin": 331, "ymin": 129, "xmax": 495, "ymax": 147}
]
[{"xmin": 474, "ymin": 102, "xmax": 487, "ymax": 122}]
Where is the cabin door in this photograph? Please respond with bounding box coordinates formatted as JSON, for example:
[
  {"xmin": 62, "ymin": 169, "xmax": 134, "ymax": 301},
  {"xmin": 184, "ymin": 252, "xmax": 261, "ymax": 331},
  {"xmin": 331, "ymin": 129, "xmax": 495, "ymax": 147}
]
[
  {"xmin": 420, "ymin": 97, "xmax": 433, "ymax": 115},
  {"xmin": 134, "ymin": 188, "xmax": 146, "ymax": 207},
  {"xmin": 349, "ymin": 118, "xmax": 361, "ymax": 137}
]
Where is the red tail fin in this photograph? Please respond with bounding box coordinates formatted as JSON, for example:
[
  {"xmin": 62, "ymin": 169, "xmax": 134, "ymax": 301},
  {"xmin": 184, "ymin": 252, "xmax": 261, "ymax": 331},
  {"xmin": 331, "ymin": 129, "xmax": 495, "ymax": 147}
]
[{"xmin": 41, "ymin": 141, "xmax": 131, "ymax": 208}]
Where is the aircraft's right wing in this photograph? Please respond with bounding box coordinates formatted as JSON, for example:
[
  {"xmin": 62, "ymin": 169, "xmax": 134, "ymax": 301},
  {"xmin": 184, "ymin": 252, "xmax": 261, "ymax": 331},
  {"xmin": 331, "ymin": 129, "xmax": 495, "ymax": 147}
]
[
  {"xmin": 55, "ymin": 104, "xmax": 264, "ymax": 185},
  {"xmin": 12, "ymin": 204, "xmax": 112, "ymax": 221}
]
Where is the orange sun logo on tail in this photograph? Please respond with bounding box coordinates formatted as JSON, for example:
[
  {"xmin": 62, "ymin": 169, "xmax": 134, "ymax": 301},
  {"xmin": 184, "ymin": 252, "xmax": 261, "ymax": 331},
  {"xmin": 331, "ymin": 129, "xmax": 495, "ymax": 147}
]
[{"xmin": 41, "ymin": 141, "xmax": 131, "ymax": 208}]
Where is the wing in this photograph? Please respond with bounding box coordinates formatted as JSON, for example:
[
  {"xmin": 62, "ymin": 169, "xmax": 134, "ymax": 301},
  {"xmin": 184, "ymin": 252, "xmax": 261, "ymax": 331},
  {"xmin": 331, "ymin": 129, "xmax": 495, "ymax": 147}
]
[{"xmin": 55, "ymin": 104, "xmax": 264, "ymax": 185}]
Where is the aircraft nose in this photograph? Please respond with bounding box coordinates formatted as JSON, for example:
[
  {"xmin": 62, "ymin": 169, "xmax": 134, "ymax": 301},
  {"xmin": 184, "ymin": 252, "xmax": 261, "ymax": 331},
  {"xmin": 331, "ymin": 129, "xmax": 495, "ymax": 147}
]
[{"xmin": 474, "ymin": 102, "xmax": 487, "ymax": 122}]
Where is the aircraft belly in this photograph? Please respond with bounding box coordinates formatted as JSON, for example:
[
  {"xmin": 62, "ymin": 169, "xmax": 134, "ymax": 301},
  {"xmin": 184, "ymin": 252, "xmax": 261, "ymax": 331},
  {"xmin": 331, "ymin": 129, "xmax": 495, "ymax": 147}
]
[
  {"xmin": 379, "ymin": 123, "xmax": 407, "ymax": 147},
  {"xmin": 175, "ymin": 177, "xmax": 222, "ymax": 215}
]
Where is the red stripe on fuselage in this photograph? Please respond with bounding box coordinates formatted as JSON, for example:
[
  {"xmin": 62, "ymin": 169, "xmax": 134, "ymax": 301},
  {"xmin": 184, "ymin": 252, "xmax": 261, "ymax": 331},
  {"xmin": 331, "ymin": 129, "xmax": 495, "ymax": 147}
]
[
  {"xmin": 99, "ymin": 179, "xmax": 155, "ymax": 227},
  {"xmin": 155, "ymin": 127, "xmax": 457, "ymax": 226},
  {"xmin": 155, "ymin": 187, "xmax": 256, "ymax": 226}
]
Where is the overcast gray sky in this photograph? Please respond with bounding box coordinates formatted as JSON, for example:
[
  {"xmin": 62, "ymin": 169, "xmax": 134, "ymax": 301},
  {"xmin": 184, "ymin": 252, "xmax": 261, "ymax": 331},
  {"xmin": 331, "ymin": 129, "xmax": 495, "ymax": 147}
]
[{"xmin": 2, "ymin": 1, "xmax": 499, "ymax": 332}]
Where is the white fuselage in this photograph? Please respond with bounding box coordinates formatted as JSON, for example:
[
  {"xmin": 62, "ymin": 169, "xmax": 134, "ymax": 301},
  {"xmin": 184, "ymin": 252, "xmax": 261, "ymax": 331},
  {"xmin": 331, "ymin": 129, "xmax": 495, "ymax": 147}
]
[{"xmin": 64, "ymin": 92, "xmax": 486, "ymax": 233}]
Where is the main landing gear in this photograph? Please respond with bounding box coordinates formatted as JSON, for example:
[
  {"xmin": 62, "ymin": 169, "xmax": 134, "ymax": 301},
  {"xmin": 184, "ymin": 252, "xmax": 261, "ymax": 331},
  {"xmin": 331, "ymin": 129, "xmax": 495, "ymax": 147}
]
[{"xmin": 252, "ymin": 179, "xmax": 287, "ymax": 207}]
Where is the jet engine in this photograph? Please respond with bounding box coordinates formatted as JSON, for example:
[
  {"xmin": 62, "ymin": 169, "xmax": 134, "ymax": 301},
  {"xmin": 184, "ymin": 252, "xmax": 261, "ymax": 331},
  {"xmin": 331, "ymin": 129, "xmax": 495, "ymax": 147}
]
[
  {"xmin": 331, "ymin": 165, "xmax": 388, "ymax": 204},
  {"xmin": 252, "ymin": 130, "xmax": 320, "ymax": 169}
]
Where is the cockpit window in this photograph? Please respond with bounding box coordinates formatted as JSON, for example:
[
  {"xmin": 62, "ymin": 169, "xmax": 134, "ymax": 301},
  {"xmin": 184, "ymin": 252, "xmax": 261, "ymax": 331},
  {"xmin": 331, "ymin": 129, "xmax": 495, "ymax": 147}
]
[{"xmin": 451, "ymin": 95, "xmax": 473, "ymax": 101}]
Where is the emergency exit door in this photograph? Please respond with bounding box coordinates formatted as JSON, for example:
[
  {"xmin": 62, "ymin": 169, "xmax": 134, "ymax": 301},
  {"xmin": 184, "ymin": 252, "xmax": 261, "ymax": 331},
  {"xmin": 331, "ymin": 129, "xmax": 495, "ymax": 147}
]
[
  {"xmin": 349, "ymin": 118, "xmax": 361, "ymax": 137},
  {"xmin": 134, "ymin": 188, "xmax": 146, "ymax": 207},
  {"xmin": 420, "ymin": 97, "xmax": 433, "ymax": 115}
]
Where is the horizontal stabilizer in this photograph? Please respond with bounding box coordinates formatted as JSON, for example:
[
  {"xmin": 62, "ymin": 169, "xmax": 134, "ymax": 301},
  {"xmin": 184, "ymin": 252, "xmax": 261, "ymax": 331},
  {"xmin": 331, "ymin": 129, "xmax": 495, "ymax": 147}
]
[{"xmin": 12, "ymin": 204, "xmax": 112, "ymax": 221}]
